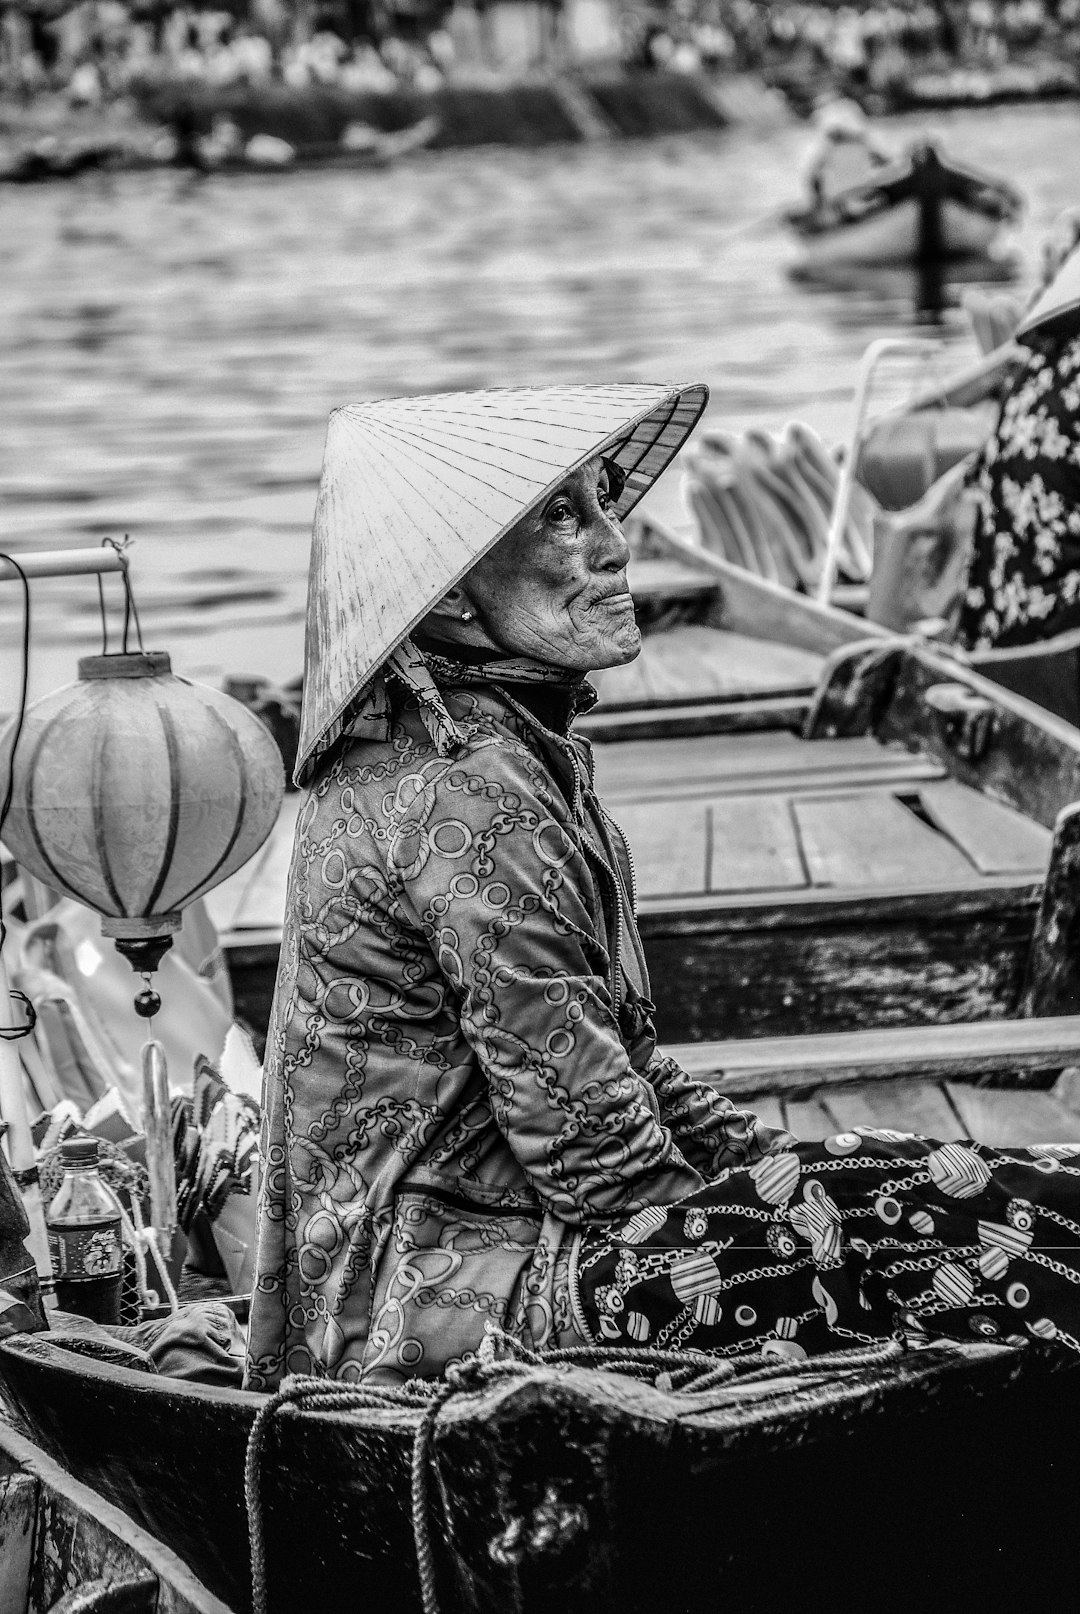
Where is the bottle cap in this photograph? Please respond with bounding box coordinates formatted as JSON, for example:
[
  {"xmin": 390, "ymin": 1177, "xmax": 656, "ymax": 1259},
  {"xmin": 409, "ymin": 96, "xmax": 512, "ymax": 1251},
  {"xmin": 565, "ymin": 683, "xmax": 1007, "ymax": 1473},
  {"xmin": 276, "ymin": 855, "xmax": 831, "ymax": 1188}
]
[{"xmin": 60, "ymin": 1136, "xmax": 100, "ymax": 1168}]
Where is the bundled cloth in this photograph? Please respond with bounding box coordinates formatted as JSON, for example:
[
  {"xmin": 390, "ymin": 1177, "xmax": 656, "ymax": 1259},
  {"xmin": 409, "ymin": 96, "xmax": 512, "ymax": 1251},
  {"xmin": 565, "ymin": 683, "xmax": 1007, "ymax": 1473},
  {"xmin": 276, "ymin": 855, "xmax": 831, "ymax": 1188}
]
[{"xmin": 172, "ymin": 1056, "xmax": 260, "ymax": 1298}]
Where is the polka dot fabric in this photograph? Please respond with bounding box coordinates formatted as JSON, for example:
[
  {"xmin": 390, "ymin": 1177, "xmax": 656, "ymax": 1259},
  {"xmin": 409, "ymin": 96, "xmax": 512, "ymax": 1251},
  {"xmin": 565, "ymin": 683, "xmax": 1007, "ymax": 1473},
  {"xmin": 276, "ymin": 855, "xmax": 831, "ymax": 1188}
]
[{"xmin": 574, "ymin": 1132, "xmax": 1080, "ymax": 1359}]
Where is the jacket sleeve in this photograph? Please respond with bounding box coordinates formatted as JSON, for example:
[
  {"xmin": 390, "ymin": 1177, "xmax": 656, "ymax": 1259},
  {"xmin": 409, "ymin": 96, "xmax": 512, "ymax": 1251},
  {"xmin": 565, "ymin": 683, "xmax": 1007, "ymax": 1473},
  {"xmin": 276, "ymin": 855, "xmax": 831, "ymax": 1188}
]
[
  {"xmin": 645, "ymin": 1051, "xmax": 794, "ymax": 1178},
  {"xmin": 388, "ymin": 739, "xmax": 707, "ymax": 1225}
]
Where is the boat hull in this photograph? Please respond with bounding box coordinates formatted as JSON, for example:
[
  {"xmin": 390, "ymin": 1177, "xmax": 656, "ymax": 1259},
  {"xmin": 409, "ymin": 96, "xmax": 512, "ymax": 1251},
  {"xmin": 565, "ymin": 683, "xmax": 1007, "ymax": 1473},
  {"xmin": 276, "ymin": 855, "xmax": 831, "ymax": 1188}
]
[
  {"xmin": 1, "ymin": 1332, "xmax": 1079, "ymax": 1614},
  {"xmin": 788, "ymin": 141, "xmax": 1021, "ymax": 268},
  {"xmin": 0, "ymin": 1413, "xmax": 227, "ymax": 1613},
  {"xmin": 797, "ymin": 194, "xmax": 1002, "ymax": 267}
]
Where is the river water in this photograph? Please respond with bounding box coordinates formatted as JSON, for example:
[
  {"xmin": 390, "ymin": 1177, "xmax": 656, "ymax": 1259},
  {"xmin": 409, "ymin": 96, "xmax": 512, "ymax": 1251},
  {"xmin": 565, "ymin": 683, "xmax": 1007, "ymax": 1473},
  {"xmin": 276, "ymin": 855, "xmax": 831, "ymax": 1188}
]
[{"xmin": 1, "ymin": 99, "xmax": 1078, "ymax": 702}]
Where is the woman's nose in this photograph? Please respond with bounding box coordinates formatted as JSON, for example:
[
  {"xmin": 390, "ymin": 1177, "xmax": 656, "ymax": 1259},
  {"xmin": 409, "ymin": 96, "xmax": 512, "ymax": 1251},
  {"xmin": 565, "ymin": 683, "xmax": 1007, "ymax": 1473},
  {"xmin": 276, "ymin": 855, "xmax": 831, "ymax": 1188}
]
[{"xmin": 589, "ymin": 505, "xmax": 631, "ymax": 572}]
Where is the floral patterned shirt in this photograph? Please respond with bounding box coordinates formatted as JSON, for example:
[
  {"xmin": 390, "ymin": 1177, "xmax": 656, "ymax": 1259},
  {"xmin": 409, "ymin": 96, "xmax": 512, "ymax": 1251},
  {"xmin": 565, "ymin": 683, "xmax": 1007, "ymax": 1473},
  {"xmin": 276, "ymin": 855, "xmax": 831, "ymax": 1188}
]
[
  {"xmin": 957, "ymin": 330, "xmax": 1080, "ymax": 651},
  {"xmin": 244, "ymin": 671, "xmax": 786, "ymax": 1388}
]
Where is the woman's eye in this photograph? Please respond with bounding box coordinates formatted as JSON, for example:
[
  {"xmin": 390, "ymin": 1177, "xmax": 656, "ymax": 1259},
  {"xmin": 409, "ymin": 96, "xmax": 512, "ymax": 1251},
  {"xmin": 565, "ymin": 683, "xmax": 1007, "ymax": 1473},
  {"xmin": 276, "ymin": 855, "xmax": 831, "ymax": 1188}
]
[{"xmin": 547, "ymin": 501, "xmax": 575, "ymax": 524}]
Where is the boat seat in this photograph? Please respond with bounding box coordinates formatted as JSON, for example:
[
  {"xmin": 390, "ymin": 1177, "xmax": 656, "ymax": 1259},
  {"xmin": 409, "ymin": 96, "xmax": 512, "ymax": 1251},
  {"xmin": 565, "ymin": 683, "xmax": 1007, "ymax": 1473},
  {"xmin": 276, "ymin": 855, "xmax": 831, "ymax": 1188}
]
[
  {"xmin": 673, "ymin": 1016, "xmax": 1080, "ymax": 1147},
  {"xmin": 672, "ymin": 1014, "xmax": 1080, "ymax": 1093}
]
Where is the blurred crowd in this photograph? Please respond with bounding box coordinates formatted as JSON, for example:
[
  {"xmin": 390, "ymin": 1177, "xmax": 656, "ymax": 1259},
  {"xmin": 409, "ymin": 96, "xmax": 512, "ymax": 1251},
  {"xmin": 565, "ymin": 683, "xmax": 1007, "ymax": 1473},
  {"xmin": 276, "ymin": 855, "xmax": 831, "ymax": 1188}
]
[
  {"xmin": 628, "ymin": 0, "xmax": 1080, "ymax": 97},
  {"xmin": 0, "ymin": 0, "xmax": 456, "ymax": 100},
  {"xmin": 1, "ymin": 0, "xmax": 1078, "ymax": 106}
]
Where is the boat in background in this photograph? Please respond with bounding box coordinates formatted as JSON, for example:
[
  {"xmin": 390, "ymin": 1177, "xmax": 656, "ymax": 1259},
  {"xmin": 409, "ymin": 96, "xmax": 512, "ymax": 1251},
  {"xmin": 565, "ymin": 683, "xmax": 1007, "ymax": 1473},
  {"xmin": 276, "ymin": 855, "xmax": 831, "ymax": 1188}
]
[{"xmin": 787, "ymin": 139, "xmax": 1023, "ymax": 268}]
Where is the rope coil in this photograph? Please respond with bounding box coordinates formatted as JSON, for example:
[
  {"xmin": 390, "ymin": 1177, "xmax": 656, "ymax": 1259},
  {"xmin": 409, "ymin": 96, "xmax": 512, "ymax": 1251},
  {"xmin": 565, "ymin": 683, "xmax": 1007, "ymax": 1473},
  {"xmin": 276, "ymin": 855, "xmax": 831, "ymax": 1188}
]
[{"xmin": 244, "ymin": 1328, "xmax": 905, "ymax": 1614}]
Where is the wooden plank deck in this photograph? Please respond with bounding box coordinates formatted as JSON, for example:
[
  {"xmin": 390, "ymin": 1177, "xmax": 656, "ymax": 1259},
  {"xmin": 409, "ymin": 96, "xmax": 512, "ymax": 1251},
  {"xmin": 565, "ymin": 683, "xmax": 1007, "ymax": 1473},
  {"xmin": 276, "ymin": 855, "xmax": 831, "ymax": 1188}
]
[
  {"xmin": 678, "ymin": 1018, "xmax": 1080, "ymax": 1145},
  {"xmin": 761, "ymin": 1076, "xmax": 1080, "ymax": 1145},
  {"xmin": 708, "ymin": 795, "xmax": 807, "ymax": 894},
  {"xmin": 918, "ymin": 780, "xmax": 1053, "ymax": 875},
  {"xmin": 793, "ymin": 793, "xmax": 976, "ymax": 888},
  {"xmin": 592, "ymin": 624, "xmax": 825, "ymax": 708},
  {"xmin": 214, "ymin": 734, "xmax": 1056, "ymax": 937},
  {"xmin": 592, "ymin": 730, "xmax": 946, "ymax": 803}
]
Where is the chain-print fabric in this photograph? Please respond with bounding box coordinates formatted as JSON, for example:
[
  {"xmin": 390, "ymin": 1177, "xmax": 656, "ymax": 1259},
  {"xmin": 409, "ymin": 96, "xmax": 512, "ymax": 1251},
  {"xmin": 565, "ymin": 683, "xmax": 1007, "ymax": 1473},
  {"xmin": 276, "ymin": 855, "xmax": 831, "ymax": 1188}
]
[
  {"xmin": 245, "ymin": 666, "xmax": 786, "ymax": 1391},
  {"xmin": 957, "ymin": 329, "xmax": 1080, "ymax": 652},
  {"xmin": 574, "ymin": 1131, "xmax": 1080, "ymax": 1358}
]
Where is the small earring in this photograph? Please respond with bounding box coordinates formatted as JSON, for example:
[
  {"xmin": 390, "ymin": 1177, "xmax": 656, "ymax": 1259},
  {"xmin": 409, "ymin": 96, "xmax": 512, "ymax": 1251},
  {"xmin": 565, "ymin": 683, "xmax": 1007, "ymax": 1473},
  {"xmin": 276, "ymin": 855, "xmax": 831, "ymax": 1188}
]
[{"xmin": 460, "ymin": 608, "xmax": 474, "ymax": 622}]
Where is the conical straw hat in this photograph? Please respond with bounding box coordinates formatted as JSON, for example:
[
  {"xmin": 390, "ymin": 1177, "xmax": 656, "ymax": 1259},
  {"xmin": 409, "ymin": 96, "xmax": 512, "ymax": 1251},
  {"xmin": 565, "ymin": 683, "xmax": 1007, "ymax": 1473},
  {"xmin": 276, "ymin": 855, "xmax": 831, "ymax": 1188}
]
[
  {"xmin": 1016, "ymin": 244, "xmax": 1080, "ymax": 342},
  {"xmin": 297, "ymin": 381, "xmax": 708, "ymax": 784}
]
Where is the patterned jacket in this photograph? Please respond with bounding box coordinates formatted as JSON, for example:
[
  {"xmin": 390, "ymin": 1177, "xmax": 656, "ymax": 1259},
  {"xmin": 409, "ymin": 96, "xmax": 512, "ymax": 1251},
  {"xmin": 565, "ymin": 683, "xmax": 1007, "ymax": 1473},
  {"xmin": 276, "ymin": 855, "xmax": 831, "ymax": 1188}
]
[{"xmin": 245, "ymin": 669, "xmax": 785, "ymax": 1388}]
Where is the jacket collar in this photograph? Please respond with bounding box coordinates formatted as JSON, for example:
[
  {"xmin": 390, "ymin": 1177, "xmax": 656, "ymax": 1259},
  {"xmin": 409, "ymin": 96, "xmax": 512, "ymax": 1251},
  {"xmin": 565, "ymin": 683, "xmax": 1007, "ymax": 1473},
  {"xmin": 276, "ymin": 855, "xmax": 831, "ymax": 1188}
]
[{"xmin": 420, "ymin": 646, "xmax": 598, "ymax": 737}]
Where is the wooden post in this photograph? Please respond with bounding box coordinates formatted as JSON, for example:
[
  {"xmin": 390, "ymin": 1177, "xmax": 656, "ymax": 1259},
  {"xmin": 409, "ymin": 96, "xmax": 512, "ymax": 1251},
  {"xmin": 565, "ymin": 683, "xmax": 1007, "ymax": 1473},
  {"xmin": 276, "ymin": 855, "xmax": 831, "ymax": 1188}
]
[
  {"xmin": 1, "ymin": 545, "xmax": 125, "ymax": 1303},
  {"xmin": 141, "ymin": 1040, "xmax": 177, "ymax": 1242},
  {"xmin": 1021, "ymin": 802, "xmax": 1080, "ymax": 1019}
]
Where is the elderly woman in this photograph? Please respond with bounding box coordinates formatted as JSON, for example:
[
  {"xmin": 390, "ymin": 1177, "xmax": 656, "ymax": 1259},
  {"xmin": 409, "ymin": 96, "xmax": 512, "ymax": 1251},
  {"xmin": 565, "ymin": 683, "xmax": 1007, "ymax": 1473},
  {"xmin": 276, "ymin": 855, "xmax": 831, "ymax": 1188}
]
[{"xmin": 247, "ymin": 383, "xmax": 1080, "ymax": 1389}]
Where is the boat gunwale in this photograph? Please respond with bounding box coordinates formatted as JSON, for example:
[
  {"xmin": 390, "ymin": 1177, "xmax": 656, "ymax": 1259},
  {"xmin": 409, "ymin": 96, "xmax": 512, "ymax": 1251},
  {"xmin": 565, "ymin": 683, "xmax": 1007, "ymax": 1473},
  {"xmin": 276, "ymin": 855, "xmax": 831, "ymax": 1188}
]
[
  {"xmin": 0, "ymin": 1329, "xmax": 1064, "ymax": 1447},
  {"xmin": 636, "ymin": 873, "xmax": 1042, "ymax": 930}
]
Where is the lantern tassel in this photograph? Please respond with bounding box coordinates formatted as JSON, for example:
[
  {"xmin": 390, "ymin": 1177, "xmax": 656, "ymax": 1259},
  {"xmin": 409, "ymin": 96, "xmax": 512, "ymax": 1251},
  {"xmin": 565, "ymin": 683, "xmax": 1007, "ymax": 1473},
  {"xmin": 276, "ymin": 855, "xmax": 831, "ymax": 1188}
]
[{"xmin": 141, "ymin": 1038, "xmax": 178, "ymax": 1311}]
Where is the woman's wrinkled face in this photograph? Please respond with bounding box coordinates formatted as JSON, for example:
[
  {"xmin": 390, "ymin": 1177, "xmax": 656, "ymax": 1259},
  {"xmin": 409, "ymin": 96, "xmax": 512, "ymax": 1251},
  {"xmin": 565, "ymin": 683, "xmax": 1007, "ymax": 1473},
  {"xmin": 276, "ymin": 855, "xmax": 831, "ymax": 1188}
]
[{"xmin": 461, "ymin": 456, "xmax": 640, "ymax": 672}]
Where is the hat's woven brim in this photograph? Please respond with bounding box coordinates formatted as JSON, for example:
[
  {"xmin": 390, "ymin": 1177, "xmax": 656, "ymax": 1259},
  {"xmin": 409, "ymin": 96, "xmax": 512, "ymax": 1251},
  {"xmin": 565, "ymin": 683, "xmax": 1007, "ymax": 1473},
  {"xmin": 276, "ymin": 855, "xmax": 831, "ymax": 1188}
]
[{"xmin": 296, "ymin": 381, "xmax": 708, "ymax": 785}]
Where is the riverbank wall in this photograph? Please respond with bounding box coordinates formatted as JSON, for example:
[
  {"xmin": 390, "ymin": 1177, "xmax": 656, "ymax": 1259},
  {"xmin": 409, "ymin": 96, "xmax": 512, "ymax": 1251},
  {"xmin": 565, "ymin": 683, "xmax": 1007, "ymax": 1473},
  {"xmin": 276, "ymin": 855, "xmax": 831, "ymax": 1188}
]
[
  {"xmin": 113, "ymin": 52, "xmax": 1080, "ymax": 152},
  {"xmin": 142, "ymin": 68, "xmax": 744, "ymax": 149},
  {"xmin": 0, "ymin": 70, "xmax": 792, "ymax": 179},
  {"xmin": 2, "ymin": 57, "xmax": 1076, "ymax": 181}
]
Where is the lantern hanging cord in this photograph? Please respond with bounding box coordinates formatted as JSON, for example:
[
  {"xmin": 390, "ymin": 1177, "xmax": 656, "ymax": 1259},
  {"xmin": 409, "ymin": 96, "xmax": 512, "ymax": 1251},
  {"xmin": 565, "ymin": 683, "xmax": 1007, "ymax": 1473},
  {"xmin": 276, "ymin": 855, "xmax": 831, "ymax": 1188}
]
[
  {"xmin": 100, "ymin": 537, "xmax": 145, "ymax": 656},
  {"xmin": 0, "ymin": 550, "xmax": 32, "ymax": 970}
]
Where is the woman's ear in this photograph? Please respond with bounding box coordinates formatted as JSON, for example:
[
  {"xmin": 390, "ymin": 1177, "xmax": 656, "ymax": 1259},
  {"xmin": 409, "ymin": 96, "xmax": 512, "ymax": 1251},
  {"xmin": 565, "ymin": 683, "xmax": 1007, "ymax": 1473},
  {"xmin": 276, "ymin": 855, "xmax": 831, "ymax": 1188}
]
[{"xmin": 424, "ymin": 584, "xmax": 474, "ymax": 629}]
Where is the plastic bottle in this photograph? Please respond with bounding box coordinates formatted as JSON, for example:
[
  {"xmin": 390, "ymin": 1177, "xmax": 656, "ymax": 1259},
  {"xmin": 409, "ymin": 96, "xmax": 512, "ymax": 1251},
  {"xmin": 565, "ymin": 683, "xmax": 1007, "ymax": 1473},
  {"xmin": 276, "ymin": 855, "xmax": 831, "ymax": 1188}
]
[{"xmin": 46, "ymin": 1138, "xmax": 123, "ymax": 1324}]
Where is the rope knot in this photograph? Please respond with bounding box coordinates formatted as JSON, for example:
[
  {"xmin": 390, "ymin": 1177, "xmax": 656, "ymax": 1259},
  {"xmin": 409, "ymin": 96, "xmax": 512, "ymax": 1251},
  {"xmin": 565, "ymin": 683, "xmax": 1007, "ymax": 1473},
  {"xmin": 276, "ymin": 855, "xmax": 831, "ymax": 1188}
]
[
  {"xmin": 445, "ymin": 1353, "xmax": 494, "ymax": 1393},
  {"xmin": 488, "ymin": 1483, "xmax": 588, "ymax": 1567}
]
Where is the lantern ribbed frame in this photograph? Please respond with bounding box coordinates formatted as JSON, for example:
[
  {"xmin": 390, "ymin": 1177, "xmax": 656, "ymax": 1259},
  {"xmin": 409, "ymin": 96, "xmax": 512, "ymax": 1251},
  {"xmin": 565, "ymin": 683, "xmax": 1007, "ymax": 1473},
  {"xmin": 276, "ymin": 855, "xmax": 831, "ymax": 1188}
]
[{"xmin": 0, "ymin": 652, "xmax": 284, "ymax": 941}]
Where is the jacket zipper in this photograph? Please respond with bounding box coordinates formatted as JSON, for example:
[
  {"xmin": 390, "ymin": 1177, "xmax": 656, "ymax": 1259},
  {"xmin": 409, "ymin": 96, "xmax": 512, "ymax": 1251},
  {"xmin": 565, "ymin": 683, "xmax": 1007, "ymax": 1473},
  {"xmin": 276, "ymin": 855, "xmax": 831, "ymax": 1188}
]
[{"xmin": 495, "ymin": 687, "xmax": 628, "ymax": 1016}]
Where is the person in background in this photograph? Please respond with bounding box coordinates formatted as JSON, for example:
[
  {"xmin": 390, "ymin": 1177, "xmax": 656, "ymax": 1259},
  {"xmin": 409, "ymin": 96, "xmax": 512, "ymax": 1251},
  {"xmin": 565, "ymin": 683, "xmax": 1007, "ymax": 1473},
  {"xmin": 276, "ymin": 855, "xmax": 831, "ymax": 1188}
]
[
  {"xmin": 956, "ymin": 224, "xmax": 1080, "ymax": 652},
  {"xmin": 802, "ymin": 96, "xmax": 891, "ymax": 207}
]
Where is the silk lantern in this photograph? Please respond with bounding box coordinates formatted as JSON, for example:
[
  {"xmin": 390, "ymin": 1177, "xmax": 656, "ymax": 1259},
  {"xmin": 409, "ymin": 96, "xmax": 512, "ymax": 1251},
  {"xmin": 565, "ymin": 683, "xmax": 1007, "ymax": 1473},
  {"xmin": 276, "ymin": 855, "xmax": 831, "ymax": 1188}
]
[{"xmin": 0, "ymin": 651, "xmax": 284, "ymax": 996}]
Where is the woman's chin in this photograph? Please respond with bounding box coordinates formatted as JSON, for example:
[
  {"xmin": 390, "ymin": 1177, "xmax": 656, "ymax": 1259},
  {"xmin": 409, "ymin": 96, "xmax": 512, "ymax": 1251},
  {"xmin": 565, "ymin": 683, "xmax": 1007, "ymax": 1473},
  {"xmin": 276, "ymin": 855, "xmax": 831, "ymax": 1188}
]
[{"xmin": 590, "ymin": 620, "xmax": 642, "ymax": 669}]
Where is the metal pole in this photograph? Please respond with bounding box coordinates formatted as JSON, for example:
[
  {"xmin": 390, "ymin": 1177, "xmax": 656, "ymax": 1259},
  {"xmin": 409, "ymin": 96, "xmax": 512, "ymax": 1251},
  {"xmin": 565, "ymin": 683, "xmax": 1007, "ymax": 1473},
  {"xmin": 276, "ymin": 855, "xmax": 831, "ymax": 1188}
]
[
  {"xmin": 816, "ymin": 337, "xmax": 943, "ymax": 608},
  {"xmin": 0, "ymin": 543, "xmax": 131, "ymax": 1300},
  {"xmin": 0, "ymin": 549, "xmax": 127, "ymax": 583}
]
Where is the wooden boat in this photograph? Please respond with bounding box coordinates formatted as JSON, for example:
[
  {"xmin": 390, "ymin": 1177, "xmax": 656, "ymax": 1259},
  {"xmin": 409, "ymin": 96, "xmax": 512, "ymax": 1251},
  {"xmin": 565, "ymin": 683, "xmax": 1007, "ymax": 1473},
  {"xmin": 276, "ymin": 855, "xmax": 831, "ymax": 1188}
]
[
  {"xmin": 0, "ymin": 1411, "xmax": 228, "ymax": 1613},
  {"xmin": 786, "ymin": 139, "xmax": 1023, "ymax": 268},
  {"xmin": 4, "ymin": 1017, "xmax": 1080, "ymax": 1614},
  {"xmin": 212, "ymin": 519, "xmax": 1080, "ymax": 1053},
  {"xmin": 8, "ymin": 531, "xmax": 1080, "ymax": 1614}
]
